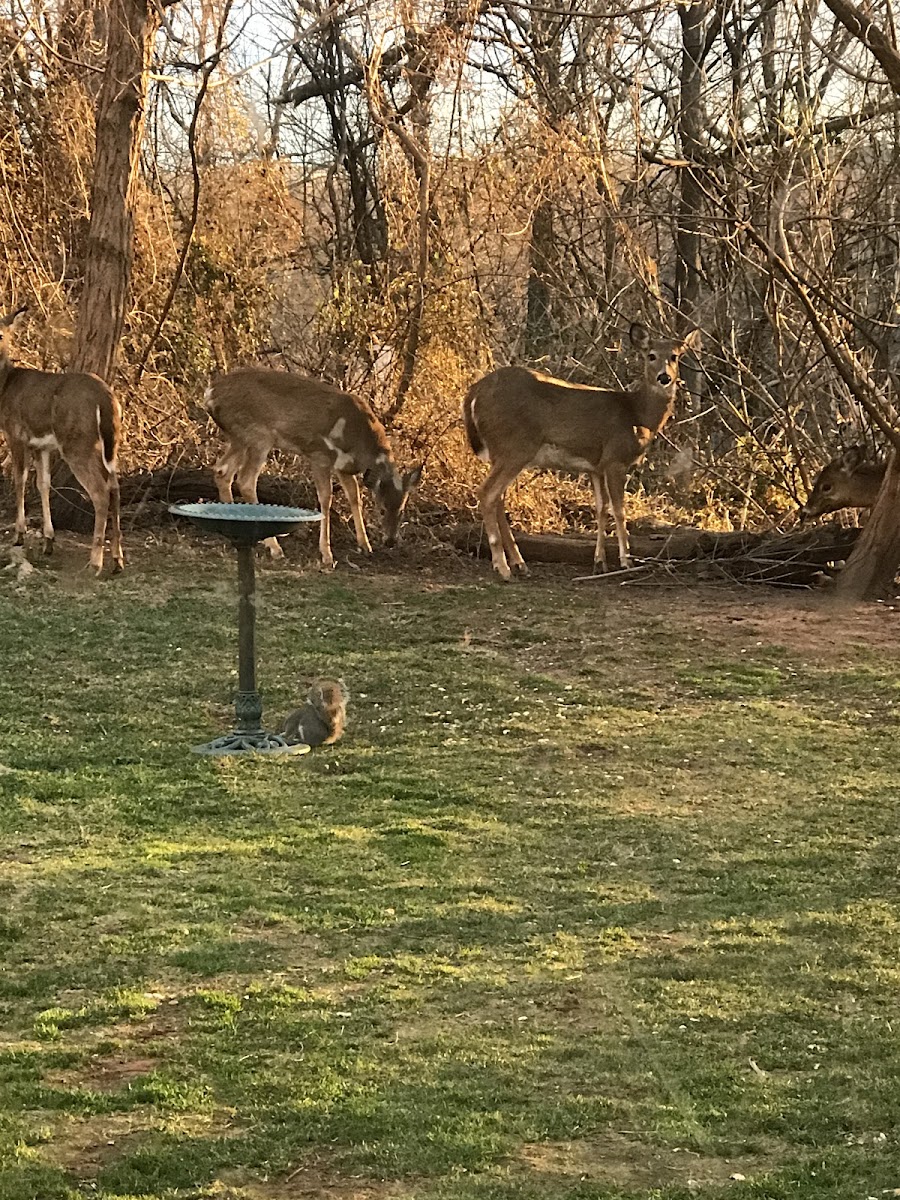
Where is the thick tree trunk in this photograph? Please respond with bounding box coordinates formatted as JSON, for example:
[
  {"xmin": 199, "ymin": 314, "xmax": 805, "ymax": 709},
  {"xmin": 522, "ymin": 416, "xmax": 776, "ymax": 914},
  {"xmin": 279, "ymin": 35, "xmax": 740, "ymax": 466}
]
[
  {"xmin": 70, "ymin": 0, "xmax": 159, "ymax": 381},
  {"xmin": 834, "ymin": 451, "xmax": 900, "ymax": 600},
  {"xmin": 53, "ymin": 0, "xmax": 159, "ymax": 531}
]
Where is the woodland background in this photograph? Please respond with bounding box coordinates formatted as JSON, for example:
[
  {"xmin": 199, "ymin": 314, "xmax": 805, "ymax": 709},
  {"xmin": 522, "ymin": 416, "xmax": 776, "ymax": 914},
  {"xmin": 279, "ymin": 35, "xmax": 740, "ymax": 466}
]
[{"xmin": 4, "ymin": 0, "xmax": 900, "ymax": 559}]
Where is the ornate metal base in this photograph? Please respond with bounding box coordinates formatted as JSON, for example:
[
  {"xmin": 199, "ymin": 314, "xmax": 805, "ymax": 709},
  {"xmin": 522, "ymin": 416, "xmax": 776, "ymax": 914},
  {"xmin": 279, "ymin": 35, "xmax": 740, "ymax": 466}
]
[{"xmin": 192, "ymin": 730, "xmax": 312, "ymax": 757}]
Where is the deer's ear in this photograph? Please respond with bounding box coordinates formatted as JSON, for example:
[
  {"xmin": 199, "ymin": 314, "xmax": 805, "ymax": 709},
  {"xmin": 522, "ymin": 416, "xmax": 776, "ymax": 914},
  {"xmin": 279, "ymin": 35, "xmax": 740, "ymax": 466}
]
[
  {"xmin": 681, "ymin": 328, "xmax": 702, "ymax": 353},
  {"xmin": 404, "ymin": 464, "xmax": 424, "ymax": 491},
  {"xmin": 1, "ymin": 306, "xmax": 26, "ymax": 328},
  {"xmin": 629, "ymin": 322, "xmax": 650, "ymax": 350},
  {"xmin": 840, "ymin": 445, "xmax": 866, "ymax": 469}
]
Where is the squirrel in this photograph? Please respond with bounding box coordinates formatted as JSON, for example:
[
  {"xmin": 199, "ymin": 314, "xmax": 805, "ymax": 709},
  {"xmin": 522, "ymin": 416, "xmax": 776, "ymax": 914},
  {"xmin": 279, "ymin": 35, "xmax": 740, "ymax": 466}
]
[{"xmin": 282, "ymin": 678, "xmax": 349, "ymax": 748}]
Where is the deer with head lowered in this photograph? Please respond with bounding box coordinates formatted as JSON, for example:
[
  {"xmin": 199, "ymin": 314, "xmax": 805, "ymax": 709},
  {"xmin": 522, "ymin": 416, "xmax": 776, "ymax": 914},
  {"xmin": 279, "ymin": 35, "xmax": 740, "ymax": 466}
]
[
  {"xmin": 205, "ymin": 368, "xmax": 423, "ymax": 566},
  {"xmin": 0, "ymin": 306, "xmax": 124, "ymax": 573},
  {"xmin": 463, "ymin": 323, "xmax": 701, "ymax": 579},
  {"xmin": 799, "ymin": 445, "xmax": 886, "ymax": 520}
]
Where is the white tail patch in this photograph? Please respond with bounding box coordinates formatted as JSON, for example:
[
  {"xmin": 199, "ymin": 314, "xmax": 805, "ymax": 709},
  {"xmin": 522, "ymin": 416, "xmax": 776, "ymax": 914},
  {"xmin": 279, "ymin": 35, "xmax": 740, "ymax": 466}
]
[
  {"xmin": 469, "ymin": 394, "xmax": 490, "ymax": 461},
  {"xmin": 203, "ymin": 384, "xmax": 213, "ymax": 406},
  {"xmin": 96, "ymin": 405, "xmax": 116, "ymax": 472}
]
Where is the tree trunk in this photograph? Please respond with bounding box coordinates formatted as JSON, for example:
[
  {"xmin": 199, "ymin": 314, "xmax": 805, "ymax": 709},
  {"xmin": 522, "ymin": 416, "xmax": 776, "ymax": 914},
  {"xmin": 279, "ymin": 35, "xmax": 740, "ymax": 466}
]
[
  {"xmin": 70, "ymin": 0, "xmax": 159, "ymax": 381},
  {"xmin": 53, "ymin": 0, "xmax": 159, "ymax": 531},
  {"xmin": 834, "ymin": 451, "xmax": 900, "ymax": 600},
  {"xmin": 676, "ymin": 0, "xmax": 709, "ymax": 403}
]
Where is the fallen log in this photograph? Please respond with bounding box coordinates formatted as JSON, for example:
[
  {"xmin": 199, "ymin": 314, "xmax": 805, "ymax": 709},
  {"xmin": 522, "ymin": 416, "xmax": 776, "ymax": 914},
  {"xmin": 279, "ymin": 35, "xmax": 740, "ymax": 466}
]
[
  {"xmin": 1, "ymin": 465, "xmax": 315, "ymax": 532},
  {"xmin": 451, "ymin": 522, "xmax": 860, "ymax": 587}
]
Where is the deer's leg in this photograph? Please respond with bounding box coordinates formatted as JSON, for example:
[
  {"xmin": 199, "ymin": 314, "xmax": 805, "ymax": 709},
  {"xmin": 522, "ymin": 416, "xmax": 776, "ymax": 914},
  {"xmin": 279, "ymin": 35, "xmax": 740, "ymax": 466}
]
[
  {"xmin": 479, "ymin": 462, "xmax": 525, "ymax": 580},
  {"xmin": 8, "ymin": 443, "xmax": 29, "ymax": 546},
  {"xmin": 591, "ymin": 473, "xmax": 609, "ymax": 571},
  {"xmin": 67, "ymin": 455, "xmax": 110, "ymax": 574},
  {"xmin": 604, "ymin": 462, "xmax": 632, "ymax": 570},
  {"xmin": 107, "ymin": 467, "xmax": 124, "ymax": 572},
  {"xmin": 310, "ymin": 461, "xmax": 335, "ymax": 568},
  {"xmin": 234, "ymin": 446, "xmax": 285, "ymax": 559},
  {"xmin": 213, "ymin": 442, "xmax": 246, "ymax": 503},
  {"xmin": 497, "ymin": 507, "xmax": 527, "ymax": 574},
  {"xmin": 35, "ymin": 449, "xmax": 55, "ymax": 555},
  {"xmin": 335, "ymin": 471, "xmax": 372, "ymax": 553}
]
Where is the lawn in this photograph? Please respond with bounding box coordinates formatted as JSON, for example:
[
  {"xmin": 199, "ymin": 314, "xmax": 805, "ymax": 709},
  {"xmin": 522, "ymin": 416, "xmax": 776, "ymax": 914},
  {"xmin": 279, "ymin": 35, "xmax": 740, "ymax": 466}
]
[{"xmin": 0, "ymin": 533, "xmax": 899, "ymax": 1200}]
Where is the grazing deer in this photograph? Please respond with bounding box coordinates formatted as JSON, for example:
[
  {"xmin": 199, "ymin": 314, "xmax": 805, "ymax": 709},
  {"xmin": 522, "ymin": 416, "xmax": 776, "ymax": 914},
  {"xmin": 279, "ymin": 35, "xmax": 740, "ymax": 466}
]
[
  {"xmin": 204, "ymin": 369, "xmax": 423, "ymax": 567},
  {"xmin": 0, "ymin": 306, "xmax": 123, "ymax": 573},
  {"xmin": 463, "ymin": 323, "xmax": 701, "ymax": 579},
  {"xmin": 799, "ymin": 445, "xmax": 886, "ymax": 520}
]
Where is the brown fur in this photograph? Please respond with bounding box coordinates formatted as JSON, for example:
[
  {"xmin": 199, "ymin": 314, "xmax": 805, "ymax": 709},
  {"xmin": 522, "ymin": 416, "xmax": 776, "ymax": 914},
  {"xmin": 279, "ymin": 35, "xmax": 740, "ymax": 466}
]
[
  {"xmin": 0, "ymin": 307, "xmax": 123, "ymax": 573},
  {"xmin": 282, "ymin": 678, "xmax": 349, "ymax": 747},
  {"xmin": 205, "ymin": 369, "xmax": 422, "ymax": 567},
  {"xmin": 800, "ymin": 445, "xmax": 886, "ymax": 519},
  {"xmin": 463, "ymin": 323, "xmax": 700, "ymax": 578}
]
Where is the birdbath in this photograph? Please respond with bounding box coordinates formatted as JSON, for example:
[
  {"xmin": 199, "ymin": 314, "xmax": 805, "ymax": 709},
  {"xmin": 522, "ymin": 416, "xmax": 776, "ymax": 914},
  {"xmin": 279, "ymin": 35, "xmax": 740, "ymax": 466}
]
[{"xmin": 170, "ymin": 502, "xmax": 322, "ymax": 756}]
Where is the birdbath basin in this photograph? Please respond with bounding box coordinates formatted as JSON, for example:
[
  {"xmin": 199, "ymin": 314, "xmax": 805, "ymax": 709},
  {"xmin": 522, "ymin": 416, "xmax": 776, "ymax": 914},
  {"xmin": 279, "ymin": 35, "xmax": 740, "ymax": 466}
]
[{"xmin": 170, "ymin": 502, "xmax": 322, "ymax": 756}]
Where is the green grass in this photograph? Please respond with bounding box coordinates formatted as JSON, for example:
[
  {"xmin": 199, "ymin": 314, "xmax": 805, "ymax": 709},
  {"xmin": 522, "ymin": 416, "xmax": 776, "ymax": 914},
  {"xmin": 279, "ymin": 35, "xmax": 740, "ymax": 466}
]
[{"xmin": 0, "ymin": 538, "xmax": 899, "ymax": 1199}]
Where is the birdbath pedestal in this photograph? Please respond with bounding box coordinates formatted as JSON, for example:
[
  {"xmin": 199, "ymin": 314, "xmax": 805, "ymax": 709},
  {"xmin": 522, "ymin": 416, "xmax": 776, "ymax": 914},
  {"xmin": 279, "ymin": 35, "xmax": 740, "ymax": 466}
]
[{"xmin": 170, "ymin": 502, "xmax": 322, "ymax": 756}]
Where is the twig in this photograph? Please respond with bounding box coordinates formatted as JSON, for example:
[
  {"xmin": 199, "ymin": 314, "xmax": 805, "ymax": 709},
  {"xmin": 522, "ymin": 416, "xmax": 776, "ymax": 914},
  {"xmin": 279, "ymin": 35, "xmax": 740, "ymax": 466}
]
[{"xmin": 573, "ymin": 563, "xmax": 655, "ymax": 583}]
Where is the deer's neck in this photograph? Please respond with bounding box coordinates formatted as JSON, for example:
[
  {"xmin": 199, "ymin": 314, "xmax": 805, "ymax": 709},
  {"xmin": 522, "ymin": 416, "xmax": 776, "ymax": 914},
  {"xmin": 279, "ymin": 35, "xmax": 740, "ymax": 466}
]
[
  {"xmin": 627, "ymin": 384, "xmax": 676, "ymax": 437},
  {"xmin": 0, "ymin": 355, "xmax": 12, "ymax": 396}
]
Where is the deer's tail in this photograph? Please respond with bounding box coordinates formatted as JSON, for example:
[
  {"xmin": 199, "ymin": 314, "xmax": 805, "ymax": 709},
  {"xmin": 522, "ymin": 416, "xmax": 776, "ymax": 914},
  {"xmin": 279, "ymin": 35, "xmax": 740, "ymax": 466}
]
[
  {"xmin": 463, "ymin": 386, "xmax": 489, "ymax": 462},
  {"xmin": 97, "ymin": 394, "xmax": 119, "ymax": 474}
]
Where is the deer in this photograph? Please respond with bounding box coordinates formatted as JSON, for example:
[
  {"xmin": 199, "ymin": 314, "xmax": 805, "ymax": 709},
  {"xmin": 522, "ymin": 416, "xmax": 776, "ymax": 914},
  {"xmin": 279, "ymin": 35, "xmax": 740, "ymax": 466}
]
[
  {"xmin": 462, "ymin": 322, "xmax": 701, "ymax": 579},
  {"xmin": 204, "ymin": 368, "xmax": 423, "ymax": 567},
  {"xmin": 0, "ymin": 306, "xmax": 124, "ymax": 573},
  {"xmin": 799, "ymin": 445, "xmax": 886, "ymax": 521}
]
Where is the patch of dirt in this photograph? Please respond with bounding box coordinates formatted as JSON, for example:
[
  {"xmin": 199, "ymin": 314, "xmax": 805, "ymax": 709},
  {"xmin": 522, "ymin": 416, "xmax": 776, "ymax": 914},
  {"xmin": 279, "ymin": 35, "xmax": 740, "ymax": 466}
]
[
  {"xmin": 38, "ymin": 1112, "xmax": 149, "ymax": 1177},
  {"xmin": 39, "ymin": 1110, "xmax": 239, "ymax": 1179},
  {"xmin": 517, "ymin": 1130, "xmax": 782, "ymax": 1189},
  {"xmin": 683, "ymin": 588, "xmax": 900, "ymax": 660},
  {"xmin": 212, "ymin": 1164, "xmax": 416, "ymax": 1200},
  {"xmin": 81, "ymin": 1054, "xmax": 159, "ymax": 1090},
  {"xmin": 46, "ymin": 1053, "xmax": 159, "ymax": 1093}
]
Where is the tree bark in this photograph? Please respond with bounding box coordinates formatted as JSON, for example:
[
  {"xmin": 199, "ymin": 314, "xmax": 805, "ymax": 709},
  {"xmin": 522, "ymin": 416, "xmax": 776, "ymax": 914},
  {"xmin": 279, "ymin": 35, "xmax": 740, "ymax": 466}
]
[
  {"xmin": 820, "ymin": 0, "xmax": 900, "ymax": 96},
  {"xmin": 53, "ymin": 0, "xmax": 160, "ymax": 531},
  {"xmin": 70, "ymin": 0, "xmax": 160, "ymax": 381},
  {"xmin": 675, "ymin": 0, "xmax": 709, "ymax": 402},
  {"xmin": 834, "ymin": 452, "xmax": 900, "ymax": 600}
]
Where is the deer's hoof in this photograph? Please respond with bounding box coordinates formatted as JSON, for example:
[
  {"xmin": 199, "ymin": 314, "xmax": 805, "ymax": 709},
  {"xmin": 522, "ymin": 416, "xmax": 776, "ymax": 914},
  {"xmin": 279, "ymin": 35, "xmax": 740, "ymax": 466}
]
[
  {"xmin": 13, "ymin": 531, "xmax": 24, "ymax": 547},
  {"xmin": 512, "ymin": 561, "xmax": 529, "ymax": 576},
  {"xmin": 42, "ymin": 538, "xmax": 54, "ymax": 557}
]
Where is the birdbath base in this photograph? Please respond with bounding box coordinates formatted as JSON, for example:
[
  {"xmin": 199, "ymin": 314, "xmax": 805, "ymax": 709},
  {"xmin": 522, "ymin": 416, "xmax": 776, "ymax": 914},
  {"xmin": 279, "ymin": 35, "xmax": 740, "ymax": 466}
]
[{"xmin": 192, "ymin": 731, "xmax": 311, "ymax": 757}]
